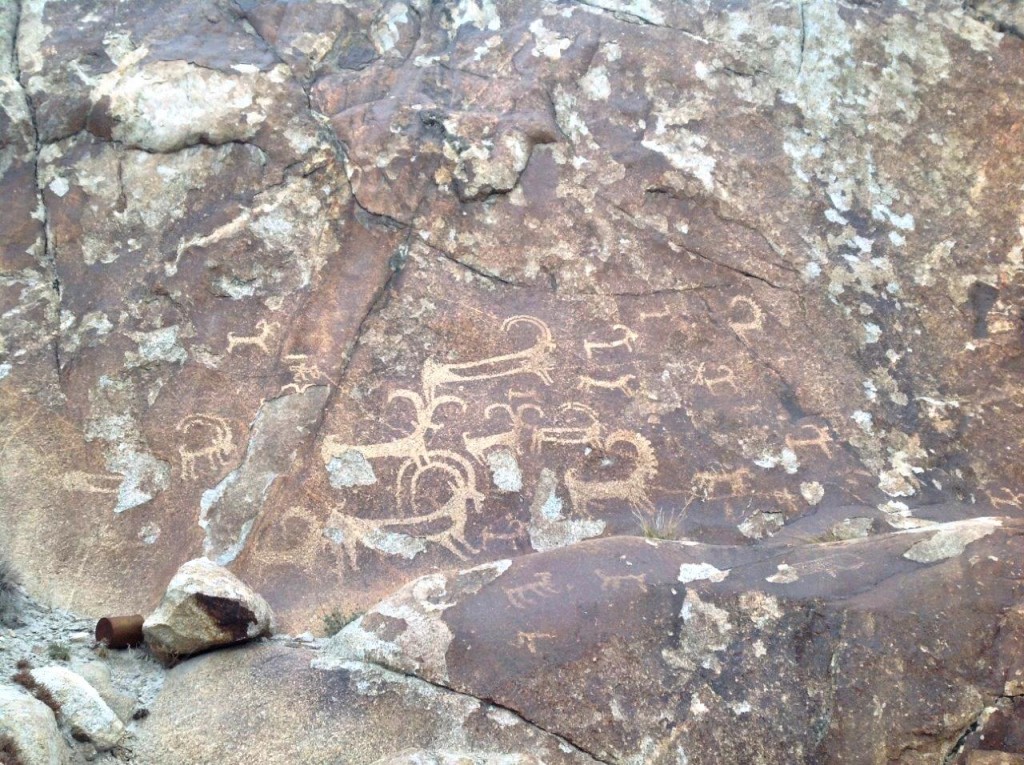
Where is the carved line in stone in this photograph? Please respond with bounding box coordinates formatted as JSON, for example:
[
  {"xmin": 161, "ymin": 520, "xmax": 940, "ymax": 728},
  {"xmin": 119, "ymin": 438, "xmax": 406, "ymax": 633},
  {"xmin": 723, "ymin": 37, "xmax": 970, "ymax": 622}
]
[
  {"xmin": 577, "ymin": 372, "xmax": 638, "ymax": 398},
  {"xmin": 176, "ymin": 414, "xmax": 236, "ymax": 481},
  {"xmin": 280, "ymin": 353, "xmax": 337, "ymax": 395},
  {"xmin": 691, "ymin": 362, "xmax": 737, "ymax": 394},
  {"xmin": 505, "ymin": 572, "xmax": 559, "ymax": 609},
  {"xmin": 531, "ymin": 402, "xmax": 604, "ymax": 452},
  {"xmin": 785, "ymin": 424, "xmax": 834, "ymax": 459},
  {"xmin": 60, "ymin": 470, "xmax": 122, "ymax": 495},
  {"xmin": 565, "ymin": 431, "xmax": 658, "ymax": 517},
  {"xmin": 595, "ymin": 570, "xmax": 647, "ymax": 592},
  {"xmin": 727, "ymin": 296, "xmax": 764, "ymax": 340},
  {"xmin": 462, "ymin": 403, "xmax": 544, "ymax": 465},
  {"xmin": 692, "ymin": 466, "xmax": 752, "ymax": 500},
  {"xmin": 515, "ymin": 630, "xmax": 557, "ymax": 653},
  {"xmin": 584, "ymin": 323, "xmax": 638, "ymax": 359},
  {"xmin": 226, "ymin": 319, "xmax": 279, "ymax": 355}
]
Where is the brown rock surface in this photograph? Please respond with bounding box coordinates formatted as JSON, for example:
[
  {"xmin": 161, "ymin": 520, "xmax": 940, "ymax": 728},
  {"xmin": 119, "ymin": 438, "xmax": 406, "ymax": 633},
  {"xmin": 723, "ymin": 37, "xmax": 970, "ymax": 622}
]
[
  {"xmin": 3, "ymin": 0, "xmax": 1024, "ymax": 760},
  {"xmin": 131, "ymin": 643, "xmax": 597, "ymax": 765},
  {"xmin": 319, "ymin": 518, "xmax": 1024, "ymax": 763}
]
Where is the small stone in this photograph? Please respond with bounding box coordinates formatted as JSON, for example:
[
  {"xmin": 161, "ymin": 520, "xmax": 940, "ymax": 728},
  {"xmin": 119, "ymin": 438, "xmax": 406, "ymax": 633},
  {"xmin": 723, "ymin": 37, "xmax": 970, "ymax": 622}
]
[{"xmin": 29, "ymin": 666, "xmax": 125, "ymax": 751}]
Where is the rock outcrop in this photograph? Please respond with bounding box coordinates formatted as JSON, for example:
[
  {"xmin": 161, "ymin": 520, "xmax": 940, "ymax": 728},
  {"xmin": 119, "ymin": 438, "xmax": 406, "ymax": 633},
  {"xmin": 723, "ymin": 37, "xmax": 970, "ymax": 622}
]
[
  {"xmin": 130, "ymin": 644, "xmax": 598, "ymax": 765},
  {"xmin": 0, "ymin": 684, "xmax": 67, "ymax": 765},
  {"xmin": 142, "ymin": 558, "xmax": 275, "ymax": 663},
  {"xmin": 3, "ymin": 0, "xmax": 1024, "ymax": 761},
  {"xmin": 317, "ymin": 518, "xmax": 1024, "ymax": 763}
]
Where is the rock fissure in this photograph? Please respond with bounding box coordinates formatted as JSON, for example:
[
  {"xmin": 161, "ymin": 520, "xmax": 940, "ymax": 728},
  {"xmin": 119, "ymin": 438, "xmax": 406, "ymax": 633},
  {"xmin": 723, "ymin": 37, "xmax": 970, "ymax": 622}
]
[
  {"xmin": 344, "ymin": 656, "xmax": 611, "ymax": 765},
  {"xmin": 12, "ymin": 0, "xmax": 59, "ymax": 391},
  {"xmin": 569, "ymin": 0, "xmax": 711, "ymax": 45}
]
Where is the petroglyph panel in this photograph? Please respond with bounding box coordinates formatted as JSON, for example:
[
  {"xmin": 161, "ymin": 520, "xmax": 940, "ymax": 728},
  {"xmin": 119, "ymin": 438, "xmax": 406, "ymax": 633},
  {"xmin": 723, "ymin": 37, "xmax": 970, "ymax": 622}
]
[{"xmin": 4, "ymin": 0, "xmax": 1024, "ymax": 640}]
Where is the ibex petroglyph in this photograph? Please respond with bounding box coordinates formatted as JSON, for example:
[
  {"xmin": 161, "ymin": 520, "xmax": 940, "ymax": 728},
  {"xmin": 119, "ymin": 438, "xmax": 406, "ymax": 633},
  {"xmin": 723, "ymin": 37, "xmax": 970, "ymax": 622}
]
[
  {"xmin": 177, "ymin": 414, "xmax": 236, "ymax": 480},
  {"xmin": 564, "ymin": 431, "xmax": 658, "ymax": 517}
]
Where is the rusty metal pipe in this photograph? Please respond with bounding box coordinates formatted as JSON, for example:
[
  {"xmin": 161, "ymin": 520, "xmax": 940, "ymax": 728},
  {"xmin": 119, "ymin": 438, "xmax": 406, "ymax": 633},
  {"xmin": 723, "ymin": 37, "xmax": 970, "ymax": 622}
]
[{"xmin": 95, "ymin": 615, "xmax": 144, "ymax": 649}]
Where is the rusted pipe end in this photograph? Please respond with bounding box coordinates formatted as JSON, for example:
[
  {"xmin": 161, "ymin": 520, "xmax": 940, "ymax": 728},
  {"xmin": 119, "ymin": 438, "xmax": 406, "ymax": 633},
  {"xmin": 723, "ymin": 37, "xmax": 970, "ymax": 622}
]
[{"xmin": 95, "ymin": 615, "xmax": 145, "ymax": 649}]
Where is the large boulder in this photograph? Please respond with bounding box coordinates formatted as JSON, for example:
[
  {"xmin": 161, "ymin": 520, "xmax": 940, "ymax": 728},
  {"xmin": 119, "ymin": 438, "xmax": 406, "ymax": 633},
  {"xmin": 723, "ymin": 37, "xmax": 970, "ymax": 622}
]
[
  {"xmin": 319, "ymin": 517, "xmax": 1024, "ymax": 763},
  {"xmin": 0, "ymin": 684, "xmax": 67, "ymax": 765},
  {"xmin": 143, "ymin": 558, "xmax": 275, "ymax": 663}
]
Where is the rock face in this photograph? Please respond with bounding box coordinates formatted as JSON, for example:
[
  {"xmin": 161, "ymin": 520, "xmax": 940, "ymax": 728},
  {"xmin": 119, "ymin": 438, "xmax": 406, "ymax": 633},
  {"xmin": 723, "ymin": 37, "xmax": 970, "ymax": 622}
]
[
  {"xmin": 27, "ymin": 666, "xmax": 125, "ymax": 752},
  {"xmin": 319, "ymin": 518, "xmax": 1024, "ymax": 764},
  {"xmin": 3, "ymin": 0, "xmax": 1024, "ymax": 761},
  {"xmin": 0, "ymin": 684, "xmax": 67, "ymax": 765},
  {"xmin": 130, "ymin": 643, "xmax": 597, "ymax": 765},
  {"xmin": 142, "ymin": 557, "xmax": 275, "ymax": 662}
]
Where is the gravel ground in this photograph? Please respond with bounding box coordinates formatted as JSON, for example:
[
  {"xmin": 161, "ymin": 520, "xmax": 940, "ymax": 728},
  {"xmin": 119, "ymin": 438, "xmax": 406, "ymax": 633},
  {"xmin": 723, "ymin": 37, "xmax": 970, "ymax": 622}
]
[{"xmin": 0, "ymin": 587, "xmax": 165, "ymax": 763}]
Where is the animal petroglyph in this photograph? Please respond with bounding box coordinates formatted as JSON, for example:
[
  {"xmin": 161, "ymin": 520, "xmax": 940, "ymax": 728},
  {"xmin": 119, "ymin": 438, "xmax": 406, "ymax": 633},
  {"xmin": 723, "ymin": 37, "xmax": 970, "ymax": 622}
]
[
  {"xmin": 565, "ymin": 431, "xmax": 658, "ymax": 517},
  {"xmin": 226, "ymin": 319, "xmax": 279, "ymax": 355},
  {"xmin": 768, "ymin": 552, "xmax": 865, "ymax": 582},
  {"xmin": 323, "ymin": 390, "xmax": 466, "ymax": 468},
  {"xmin": 727, "ymin": 296, "xmax": 764, "ymax": 341},
  {"xmin": 596, "ymin": 570, "xmax": 647, "ymax": 592},
  {"xmin": 60, "ymin": 470, "xmax": 122, "ymax": 495},
  {"xmin": 281, "ymin": 354, "xmax": 337, "ymax": 395},
  {"xmin": 462, "ymin": 403, "xmax": 544, "ymax": 464},
  {"xmin": 692, "ymin": 467, "xmax": 752, "ymax": 500},
  {"xmin": 989, "ymin": 487, "xmax": 1024, "ymax": 510},
  {"xmin": 420, "ymin": 315, "xmax": 556, "ymax": 397},
  {"xmin": 325, "ymin": 449, "xmax": 484, "ymax": 566},
  {"xmin": 584, "ymin": 324, "xmax": 638, "ymax": 359},
  {"xmin": 691, "ymin": 362, "xmax": 738, "ymax": 394},
  {"xmin": 321, "ymin": 316, "xmax": 559, "ymax": 564},
  {"xmin": 785, "ymin": 424, "xmax": 835, "ymax": 459},
  {"xmin": 515, "ymin": 631, "xmax": 557, "ymax": 654},
  {"xmin": 532, "ymin": 402, "xmax": 604, "ymax": 451},
  {"xmin": 577, "ymin": 373, "xmax": 638, "ymax": 398},
  {"xmin": 177, "ymin": 414, "xmax": 236, "ymax": 481},
  {"xmin": 505, "ymin": 572, "xmax": 559, "ymax": 609}
]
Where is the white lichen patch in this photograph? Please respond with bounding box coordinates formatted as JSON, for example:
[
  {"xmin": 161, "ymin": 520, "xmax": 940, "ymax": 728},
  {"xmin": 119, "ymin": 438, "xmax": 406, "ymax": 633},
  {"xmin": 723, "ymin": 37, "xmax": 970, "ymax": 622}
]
[
  {"xmin": 738, "ymin": 591, "xmax": 782, "ymax": 628},
  {"xmin": 753, "ymin": 448, "xmax": 799, "ymax": 474},
  {"xmin": 738, "ymin": 511, "xmax": 784, "ymax": 540},
  {"xmin": 877, "ymin": 500, "xmax": 931, "ymax": 531},
  {"xmin": 830, "ymin": 517, "xmax": 873, "ymax": 540},
  {"xmin": 362, "ymin": 529, "xmax": 426, "ymax": 560},
  {"xmin": 642, "ymin": 122, "xmax": 716, "ymax": 192},
  {"xmin": 449, "ymin": 0, "xmax": 502, "ymax": 32},
  {"xmin": 902, "ymin": 518, "xmax": 1000, "ymax": 563},
  {"xmin": 527, "ymin": 468, "xmax": 605, "ymax": 552},
  {"xmin": 91, "ymin": 60, "xmax": 290, "ymax": 153},
  {"xmin": 766, "ymin": 564, "xmax": 799, "ymax": 584},
  {"xmin": 677, "ymin": 563, "xmax": 729, "ymax": 584},
  {"xmin": 580, "ymin": 65, "xmax": 611, "ymax": 101},
  {"xmin": 662, "ymin": 591, "xmax": 733, "ymax": 674},
  {"xmin": 486, "ymin": 449, "xmax": 523, "ymax": 493},
  {"xmin": 316, "ymin": 562, "xmax": 510, "ymax": 683},
  {"xmin": 800, "ymin": 481, "xmax": 824, "ymax": 506},
  {"xmin": 327, "ymin": 450, "xmax": 377, "ymax": 489},
  {"xmin": 528, "ymin": 19, "xmax": 571, "ymax": 60},
  {"xmin": 107, "ymin": 445, "xmax": 171, "ymax": 514},
  {"xmin": 125, "ymin": 326, "xmax": 187, "ymax": 367},
  {"xmin": 370, "ymin": 3, "xmax": 410, "ymax": 55}
]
